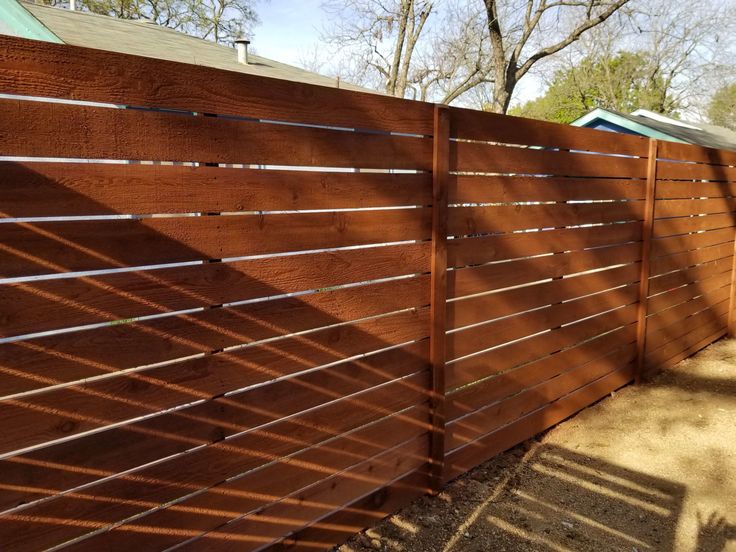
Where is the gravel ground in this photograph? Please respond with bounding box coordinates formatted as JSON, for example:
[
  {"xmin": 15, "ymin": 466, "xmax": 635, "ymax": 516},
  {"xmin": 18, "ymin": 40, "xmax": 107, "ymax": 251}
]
[{"xmin": 338, "ymin": 338, "xmax": 736, "ymax": 552}]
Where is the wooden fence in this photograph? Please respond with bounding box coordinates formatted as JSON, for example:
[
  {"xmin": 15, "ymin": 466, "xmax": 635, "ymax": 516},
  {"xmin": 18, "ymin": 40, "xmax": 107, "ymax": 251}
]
[{"xmin": 0, "ymin": 35, "xmax": 734, "ymax": 551}]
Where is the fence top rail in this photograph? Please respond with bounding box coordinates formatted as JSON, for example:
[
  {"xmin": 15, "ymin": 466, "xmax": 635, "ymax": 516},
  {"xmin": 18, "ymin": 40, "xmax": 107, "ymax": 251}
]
[{"xmin": 0, "ymin": 34, "xmax": 433, "ymax": 136}]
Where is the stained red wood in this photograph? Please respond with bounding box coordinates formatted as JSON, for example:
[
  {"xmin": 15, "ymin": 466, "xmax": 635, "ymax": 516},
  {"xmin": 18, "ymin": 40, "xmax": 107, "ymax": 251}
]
[
  {"xmin": 636, "ymin": 139, "xmax": 658, "ymax": 384},
  {"xmin": 0, "ymin": 99, "xmax": 432, "ymax": 170},
  {"xmin": 452, "ymin": 141, "xmax": 648, "ymax": 177},
  {"xmin": 449, "ymin": 106, "xmax": 648, "ymax": 157},
  {"xmin": 0, "ymin": 208, "xmax": 431, "ymax": 278},
  {"xmin": 0, "ymin": 35, "xmax": 433, "ymax": 135},
  {"xmin": 0, "ymin": 162, "xmax": 431, "ymax": 217},
  {"xmin": 429, "ymin": 105, "xmax": 449, "ymax": 489}
]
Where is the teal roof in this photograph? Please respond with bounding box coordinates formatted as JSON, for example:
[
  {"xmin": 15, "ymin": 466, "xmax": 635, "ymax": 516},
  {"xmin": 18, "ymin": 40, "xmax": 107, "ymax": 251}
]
[
  {"xmin": 571, "ymin": 108, "xmax": 686, "ymax": 143},
  {"xmin": 0, "ymin": 0, "xmax": 62, "ymax": 42}
]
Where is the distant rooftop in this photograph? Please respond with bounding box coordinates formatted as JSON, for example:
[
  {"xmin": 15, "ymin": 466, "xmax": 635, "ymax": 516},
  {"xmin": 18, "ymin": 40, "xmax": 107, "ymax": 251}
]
[
  {"xmin": 572, "ymin": 108, "xmax": 736, "ymax": 151},
  {"xmin": 1, "ymin": 0, "xmax": 373, "ymax": 93}
]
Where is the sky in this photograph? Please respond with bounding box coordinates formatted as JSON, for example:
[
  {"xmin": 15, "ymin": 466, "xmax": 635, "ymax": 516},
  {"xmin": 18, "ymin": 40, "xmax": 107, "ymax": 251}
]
[
  {"xmin": 253, "ymin": 1, "xmax": 544, "ymax": 105},
  {"xmin": 254, "ymin": 1, "xmax": 324, "ymax": 68}
]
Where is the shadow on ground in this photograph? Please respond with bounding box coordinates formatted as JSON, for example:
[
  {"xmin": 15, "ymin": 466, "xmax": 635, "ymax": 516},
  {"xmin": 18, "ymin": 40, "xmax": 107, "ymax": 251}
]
[{"xmin": 338, "ymin": 339, "xmax": 736, "ymax": 552}]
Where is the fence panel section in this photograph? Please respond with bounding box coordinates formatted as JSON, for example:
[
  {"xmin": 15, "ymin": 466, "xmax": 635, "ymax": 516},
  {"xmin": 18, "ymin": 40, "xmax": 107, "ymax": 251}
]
[
  {"xmin": 1, "ymin": 34, "xmax": 735, "ymax": 551},
  {"xmin": 442, "ymin": 108, "xmax": 650, "ymax": 480},
  {"xmin": 0, "ymin": 35, "xmax": 433, "ymax": 551},
  {"xmin": 645, "ymin": 142, "xmax": 736, "ymax": 370}
]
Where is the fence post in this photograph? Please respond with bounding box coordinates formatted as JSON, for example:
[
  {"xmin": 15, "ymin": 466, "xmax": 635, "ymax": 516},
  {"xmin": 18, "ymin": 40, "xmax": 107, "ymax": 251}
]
[
  {"xmin": 635, "ymin": 138, "xmax": 658, "ymax": 384},
  {"xmin": 429, "ymin": 104, "xmax": 449, "ymax": 490}
]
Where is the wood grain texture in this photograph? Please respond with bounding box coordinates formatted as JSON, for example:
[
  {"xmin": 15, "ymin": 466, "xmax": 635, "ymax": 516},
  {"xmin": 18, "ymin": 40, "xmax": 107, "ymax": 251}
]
[
  {"xmin": 448, "ymin": 107, "xmax": 648, "ymax": 157},
  {"xmin": 448, "ymin": 222, "xmax": 642, "ymax": 269},
  {"xmin": 0, "ymin": 208, "xmax": 431, "ymax": 278},
  {"xmin": 451, "ymin": 141, "xmax": 648, "ymax": 177},
  {"xmin": 0, "ymin": 373, "xmax": 430, "ymax": 551},
  {"xmin": 0, "ymin": 99, "xmax": 431, "ymax": 170},
  {"xmin": 447, "ymin": 305, "xmax": 638, "ymax": 390},
  {"xmin": 429, "ymin": 105, "xmax": 449, "ymax": 488},
  {"xmin": 447, "ymin": 325, "xmax": 637, "ymax": 421},
  {"xmin": 655, "ymin": 180, "xmax": 736, "ymax": 199},
  {"xmin": 448, "ymin": 242, "xmax": 642, "ymax": 300},
  {"xmin": 448, "ymin": 201, "xmax": 643, "ymax": 237},
  {"xmin": 0, "ymin": 276, "xmax": 430, "ymax": 396},
  {"xmin": 446, "ymin": 287, "xmax": 638, "ymax": 362},
  {"xmin": 443, "ymin": 363, "xmax": 634, "ymax": 481},
  {"xmin": 0, "ymin": 341, "xmax": 429, "ymax": 514},
  {"xmin": 448, "ymin": 263, "xmax": 640, "ymax": 330},
  {"xmin": 654, "ymin": 197, "xmax": 736, "ymax": 218},
  {"xmin": 448, "ymin": 343, "xmax": 637, "ymax": 450},
  {"xmin": 449, "ymin": 175, "xmax": 645, "ymax": 204},
  {"xmin": 657, "ymin": 140, "xmax": 736, "ymax": 166},
  {"xmin": 0, "ymin": 242, "xmax": 430, "ymax": 339},
  {"xmin": 55, "ymin": 407, "xmax": 431, "ymax": 552},
  {"xmin": 651, "ymin": 227, "xmax": 735, "ymax": 258},
  {"xmin": 0, "ymin": 35, "xmax": 433, "ymax": 135},
  {"xmin": 0, "ymin": 162, "xmax": 431, "ymax": 217}
]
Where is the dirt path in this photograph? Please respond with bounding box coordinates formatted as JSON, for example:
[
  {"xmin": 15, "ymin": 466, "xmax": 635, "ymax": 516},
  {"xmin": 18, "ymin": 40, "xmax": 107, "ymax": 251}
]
[{"xmin": 339, "ymin": 339, "xmax": 736, "ymax": 552}]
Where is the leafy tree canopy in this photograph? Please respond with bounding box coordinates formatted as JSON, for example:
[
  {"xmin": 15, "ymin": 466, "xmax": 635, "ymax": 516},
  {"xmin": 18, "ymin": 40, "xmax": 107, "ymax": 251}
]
[
  {"xmin": 708, "ymin": 83, "xmax": 736, "ymax": 131},
  {"xmin": 510, "ymin": 51, "xmax": 679, "ymax": 123}
]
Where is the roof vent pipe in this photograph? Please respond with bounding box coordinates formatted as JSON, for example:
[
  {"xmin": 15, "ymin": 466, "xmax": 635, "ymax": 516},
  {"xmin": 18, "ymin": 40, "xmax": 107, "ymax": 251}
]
[{"xmin": 234, "ymin": 38, "xmax": 250, "ymax": 65}]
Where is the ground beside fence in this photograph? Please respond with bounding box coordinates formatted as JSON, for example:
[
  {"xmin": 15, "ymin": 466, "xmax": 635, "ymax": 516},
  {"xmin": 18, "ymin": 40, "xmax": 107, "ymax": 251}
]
[{"xmin": 339, "ymin": 338, "xmax": 736, "ymax": 552}]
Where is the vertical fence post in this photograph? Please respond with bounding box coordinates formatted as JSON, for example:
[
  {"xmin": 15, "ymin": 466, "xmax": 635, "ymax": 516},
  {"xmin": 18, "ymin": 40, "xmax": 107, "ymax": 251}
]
[
  {"xmin": 429, "ymin": 104, "xmax": 450, "ymax": 490},
  {"xmin": 635, "ymin": 138, "xmax": 658, "ymax": 384}
]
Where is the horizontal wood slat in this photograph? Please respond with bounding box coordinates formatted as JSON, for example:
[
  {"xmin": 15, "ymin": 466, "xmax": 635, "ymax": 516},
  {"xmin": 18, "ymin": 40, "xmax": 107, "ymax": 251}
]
[
  {"xmin": 656, "ymin": 162, "xmax": 736, "ymax": 182},
  {"xmin": 0, "ymin": 209, "xmax": 431, "ymax": 278},
  {"xmin": 655, "ymin": 180, "xmax": 736, "ymax": 199},
  {"xmin": 448, "ymin": 343, "xmax": 637, "ymax": 450},
  {"xmin": 448, "ymin": 107, "xmax": 648, "ymax": 157},
  {"xmin": 647, "ymin": 283, "xmax": 731, "ymax": 334},
  {"xmin": 653, "ymin": 213, "xmax": 736, "ymax": 237},
  {"xmin": 448, "ymin": 325, "xmax": 637, "ymax": 421},
  {"xmin": 0, "ymin": 372, "xmax": 431, "ymax": 551},
  {"xmin": 645, "ymin": 311, "xmax": 728, "ymax": 369},
  {"xmin": 443, "ymin": 363, "xmax": 634, "ymax": 481},
  {"xmin": 648, "ymin": 255, "xmax": 733, "ymax": 296},
  {"xmin": 658, "ymin": 140, "xmax": 736, "ymax": 166},
  {"xmin": 0, "ymin": 35, "xmax": 433, "ymax": 135},
  {"xmin": 646, "ymin": 299, "xmax": 729, "ymax": 352},
  {"xmin": 449, "ymin": 176, "xmax": 645, "ymax": 204},
  {"xmin": 53, "ymin": 408, "xmax": 431, "ymax": 552},
  {"xmin": 654, "ymin": 198, "xmax": 736, "ymax": 218},
  {"xmin": 646, "ymin": 328, "xmax": 727, "ymax": 374},
  {"xmin": 646, "ymin": 270, "xmax": 731, "ymax": 315},
  {"xmin": 650, "ymin": 242, "xmax": 734, "ymax": 277},
  {"xmin": 448, "ymin": 201, "xmax": 643, "ymax": 237},
  {"xmin": 651, "ymin": 227, "xmax": 735, "ymax": 258},
  {"xmin": 451, "ymin": 142, "xmax": 648, "ymax": 177},
  {"xmin": 0, "ymin": 162, "xmax": 431, "ymax": 217},
  {"xmin": 0, "ymin": 242, "xmax": 430, "ymax": 340},
  {"xmin": 448, "ymin": 263, "xmax": 639, "ymax": 330},
  {"xmin": 264, "ymin": 469, "xmax": 431, "ymax": 551},
  {"xmin": 448, "ymin": 222, "xmax": 642, "ymax": 269},
  {"xmin": 447, "ymin": 306, "xmax": 638, "ymax": 391},
  {"xmin": 0, "ymin": 307, "xmax": 429, "ymax": 456},
  {"xmin": 0, "ymin": 99, "xmax": 432, "ymax": 170},
  {"xmin": 0, "ymin": 340, "xmax": 429, "ymax": 513},
  {"xmin": 446, "ymin": 286, "xmax": 638, "ymax": 362},
  {"xmin": 0, "ymin": 276, "xmax": 430, "ymax": 396},
  {"xmin": 448, "ymin": 242, "xmax": 642, "ymax": 299}
]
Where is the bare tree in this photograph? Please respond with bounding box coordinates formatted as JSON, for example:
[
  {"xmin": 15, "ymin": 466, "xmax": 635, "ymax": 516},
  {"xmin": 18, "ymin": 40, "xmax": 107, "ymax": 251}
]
[
  {"xmin": 322, "ymin": 0, "xmax": 434, "ymax": 97},
  {"xmin": 42, "ymin": 0, "xmax": 260, "ymax": 44},
  {"xmin": 483, "ymin": 0, "xmax": 630, "ymax": 113}
]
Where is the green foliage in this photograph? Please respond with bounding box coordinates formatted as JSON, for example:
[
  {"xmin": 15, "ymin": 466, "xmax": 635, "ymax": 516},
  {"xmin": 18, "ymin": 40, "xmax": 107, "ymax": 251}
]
[
  {"xmin": 708, "ymin": 83, "xmax": 736, "ymax": 131},
  {"xmin": 510, "ymin": 52, "xmax": 678, "ymax": 123}
]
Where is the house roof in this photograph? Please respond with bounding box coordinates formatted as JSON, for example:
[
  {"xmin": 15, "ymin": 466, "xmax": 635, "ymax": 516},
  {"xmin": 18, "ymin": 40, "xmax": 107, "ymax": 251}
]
[
  {"xmin": 2, "ymin": 0, "xmax": 373, "ymax": 93},
  {"xmin": 572, "ymin": 107, "xmax": 736, "ymax": 151}
]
